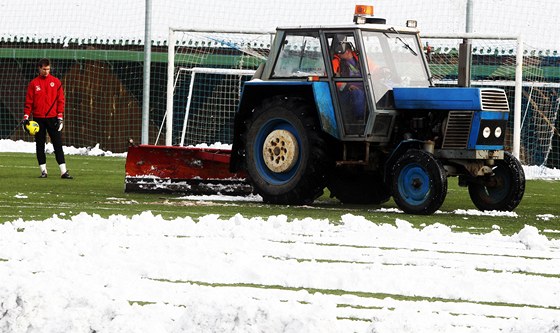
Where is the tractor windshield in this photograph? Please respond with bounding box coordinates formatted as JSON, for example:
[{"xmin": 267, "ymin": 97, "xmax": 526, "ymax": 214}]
[
  {"xmin": 362, "ymin": 30, "xmax": 431, "ymax": 104},
  {"xmin": 272, "ymin": 32, "xmax": 326, "ymax": 78}
]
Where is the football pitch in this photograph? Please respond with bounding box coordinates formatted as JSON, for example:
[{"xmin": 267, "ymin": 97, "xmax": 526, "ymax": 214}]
[{"xmin": 0, "ymin": 152, "xmax": 559, "ymax": 238}]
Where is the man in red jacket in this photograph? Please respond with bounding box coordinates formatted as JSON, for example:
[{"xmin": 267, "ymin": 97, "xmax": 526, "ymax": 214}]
[
  {"xmin": 21, "ymin": 58, "xmax": 73, "ymax": 179},
  {"xmin": 332, "ymin": 41, "xmax": 366, "ymax": 122}
]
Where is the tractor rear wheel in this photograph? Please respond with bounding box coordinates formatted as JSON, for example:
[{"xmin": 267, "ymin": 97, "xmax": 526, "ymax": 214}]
[
  {"xmin": 244, "ymin": 96, "xmax": 331, "ymax": 205},
  {"xmin": 328, "ymin": 168, "xmax": 390, "ymax": 205},
  {"xmin": 391, "ymin": 149, "xmax": 447, "ymax": 215},
  {"xmin": 467, "ymin": 151, "xmax": 525, "ymax": 211}
]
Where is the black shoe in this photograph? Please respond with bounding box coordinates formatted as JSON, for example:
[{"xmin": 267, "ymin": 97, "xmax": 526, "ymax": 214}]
[
  {"xmin": 61, "ymin": 171, "xmax": 73, "ymax": 179},
  {"xmin": 39, "ymin": 172, "xmax": 47, "ymax": 178}
]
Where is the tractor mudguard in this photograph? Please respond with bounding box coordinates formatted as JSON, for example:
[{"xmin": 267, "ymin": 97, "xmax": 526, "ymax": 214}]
[{"xmin": 384, "ymin": 139, "xmax": 425, "ymax": 183}]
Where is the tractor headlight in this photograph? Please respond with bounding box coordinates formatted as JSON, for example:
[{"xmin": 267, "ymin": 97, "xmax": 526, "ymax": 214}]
[
  {"xmin": 494, "ymin": 127, "xmax": 502, "ymax": 138},
  {"xmin": 475, "ymin": 119, "xmax": 507, "ymax": 147}
]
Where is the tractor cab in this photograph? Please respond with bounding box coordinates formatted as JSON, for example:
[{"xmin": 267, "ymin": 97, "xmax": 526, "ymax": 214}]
[
  {"xmin": 325, "ymin": 27, "xmax": 431, "ymax": 138},
  {"xmin": 252, "ymin": 6, "xmax": 431, "ymax": 141}
]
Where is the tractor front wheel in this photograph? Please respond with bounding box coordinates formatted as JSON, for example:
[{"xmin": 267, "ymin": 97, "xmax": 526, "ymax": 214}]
[
  {"xmin": 244, "ymin": 96, "xmax": 331, "ymax": 205},
  {"xmin": 391, "ymin": 149, "xmax": 447, "ymax": 215},
  {"xmin": 467, "ymin": 151, "xmax": 525, "ymax": 211}
]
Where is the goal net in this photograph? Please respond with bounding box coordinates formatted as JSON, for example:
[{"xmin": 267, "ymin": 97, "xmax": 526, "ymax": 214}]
[
  {"xmin": 161, "ymin": 28, "xmax": 274, "ymax": 147},
  {"xmin": 423, "ymin": 34, "xmax": 560, "ymax": 168},
  {"xmin": 169, "ymin": 67, "xmax": 256, "ymax": 147}
]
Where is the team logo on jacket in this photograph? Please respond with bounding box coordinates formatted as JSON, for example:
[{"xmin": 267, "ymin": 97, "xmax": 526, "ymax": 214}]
[
  {"xmin": 35, "ymin": 85, "xmax": 41, "ymax": 91},
  {"xmin": 50, "ymin": 82, "xmax": 55, "ymax": 87}
]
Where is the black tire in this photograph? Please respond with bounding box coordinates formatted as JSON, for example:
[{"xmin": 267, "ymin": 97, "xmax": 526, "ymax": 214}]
[
  {"xmin": 328, "ymin": 168, "xmax": 390, "ymax": 205},
  {"xmin": 244, "ymin": 96, "xmax": 331, "ymax": 205},
  {"xmin": 391, "ymin": 149, "xmax": 447, "ymax": 215},
  {"xmin": 468, "ymin": 151, "xmax": 525, "ymax": 211}
]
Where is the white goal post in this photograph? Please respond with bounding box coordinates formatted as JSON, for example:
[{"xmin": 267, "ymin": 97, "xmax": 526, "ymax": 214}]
[
  {"xmin": 165, "ymin": 27, "xmax": 274, "ymax": 147},
  {"xmin": 178, "ymin": 67, "xmax": 256, "ymax": 147}
]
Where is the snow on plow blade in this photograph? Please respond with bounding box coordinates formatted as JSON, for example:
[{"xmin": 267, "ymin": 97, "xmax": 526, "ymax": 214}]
[{"xmin": 124, "ymin": 145, "xmax": 252, "ymax": 196}]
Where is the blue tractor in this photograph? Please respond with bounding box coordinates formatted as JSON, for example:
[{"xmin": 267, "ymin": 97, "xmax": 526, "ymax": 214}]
[{"xmin": 229, "ymin": 6, "xmax": 525, "ymax": 214}]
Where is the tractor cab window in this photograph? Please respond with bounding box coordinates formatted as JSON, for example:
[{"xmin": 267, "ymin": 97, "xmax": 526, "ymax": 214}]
[
  {"xmin": 362, "ymin": 31, "xmax": 430, "ymax": 107},
  {"xmin": 272, "ymin": 32, "xmax": 326, "ymax": 78},
  {"xmin": 331, "ymin": 35, "xmax": 362, "ymax": 78},
  {"xmin": 328, "ymin": 33, "xmax": 368, "ymax": 135}
]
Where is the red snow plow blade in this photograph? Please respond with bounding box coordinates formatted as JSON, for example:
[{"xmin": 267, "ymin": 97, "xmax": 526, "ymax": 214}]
[{"xmin": 125, "ymin": 144, "xmax": 252, "ymax": 195}]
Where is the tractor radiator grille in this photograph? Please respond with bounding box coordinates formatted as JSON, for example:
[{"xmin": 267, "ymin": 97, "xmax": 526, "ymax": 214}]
[
  {"xmin": 442, "ymin": 111, "xmax": 474, "ymax": 149},
  {"xmin": 480, "ymin": 89, "xmax": 510, "ymax": 111}
]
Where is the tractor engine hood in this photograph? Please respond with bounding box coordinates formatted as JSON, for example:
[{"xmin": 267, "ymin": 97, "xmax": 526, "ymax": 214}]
[{"xmin": 392, "ymin": 87, "xmax": 510, "ymax": 112}]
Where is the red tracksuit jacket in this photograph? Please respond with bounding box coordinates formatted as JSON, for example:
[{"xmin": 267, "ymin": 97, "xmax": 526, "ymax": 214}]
[{"xmin": 23, "ymin": 75, "xmax": 65, "ymax": 120}]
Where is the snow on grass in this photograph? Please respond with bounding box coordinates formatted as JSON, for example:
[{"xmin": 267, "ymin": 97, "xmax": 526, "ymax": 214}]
[
  {"xmin": 176, "ymin": 193, "xmax": 262, "ymax": 202},
  {"xmin": 2, "ymin": 139, "xmax": 560, "ymax": 331},
  {"xmin": 1, "ymin": 212, "xmax": 559, "ymax": 332},
  {"xmin": 451, "ymin": 209, "xmax": 519, "ymax": 217},
  {"xmin": 538, "ymin": 214, "xmax": 557, "ymax": 221}
]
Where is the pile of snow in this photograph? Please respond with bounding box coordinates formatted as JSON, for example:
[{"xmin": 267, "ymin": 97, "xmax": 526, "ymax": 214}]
[
  {"xmin": 524, "ymin": 165, "xmax": 560, "ymax": 180},
  {"xmin": 188, "ymin": 142, "xmax": 232, "ymax": 150},
  {"xmin": 0, "ymin": 139, "xmax": 125, "ymax": 157}
]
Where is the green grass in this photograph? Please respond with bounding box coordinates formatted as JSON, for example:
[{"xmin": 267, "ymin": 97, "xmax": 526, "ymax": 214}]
[{"xmin": 1, "ymin": 152, "xmax": 559, "ymax": 238}]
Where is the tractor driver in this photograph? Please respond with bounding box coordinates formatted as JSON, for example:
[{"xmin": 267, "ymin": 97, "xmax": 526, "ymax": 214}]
[{"xmin": 332, "ymin": 41, "xmax": 366, "ymax": 124}]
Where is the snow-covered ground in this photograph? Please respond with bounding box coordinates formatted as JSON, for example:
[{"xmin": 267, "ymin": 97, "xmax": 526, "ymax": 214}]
[
  {"xmin": 1, "ymin": 139, "xmax": 560, "ymax": 332},
  {"xmin": 2, "ymin": 213, "xmax": 560, "ymax": 333}
]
